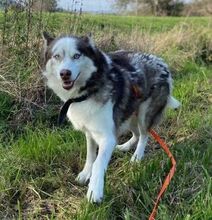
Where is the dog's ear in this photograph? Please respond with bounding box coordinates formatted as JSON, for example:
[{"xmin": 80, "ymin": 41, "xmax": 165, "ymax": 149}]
[
  {"xmin": 42, "ymin": 31, "xmax": 54, "ymax": 47},
  {"xmin": 41, "ymin": 32, "xmax": 54, "ymax": 67},
  {"xmin": 82, "ymin": 33, "xmax": 95, "ymax": 48}
]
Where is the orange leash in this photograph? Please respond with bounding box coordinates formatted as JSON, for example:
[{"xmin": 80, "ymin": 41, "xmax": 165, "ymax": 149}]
[{"xmin": 148, "ymin": 129, "xmax": 176, "ymax": 220}]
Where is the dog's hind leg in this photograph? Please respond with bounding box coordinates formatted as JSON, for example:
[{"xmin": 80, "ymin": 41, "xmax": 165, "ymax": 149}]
[
  {"xmin": 131, "ymin": 100, "xmax": 149, "ymax": 162},
  {"xmin": 131, "ymin": 129, "xmax": 148, "ymax": 162},
  {"xmin": 131, "ymin": 81, "xmax": 170, "ymax": 162},
  {"xmin": 116, "ymin": 129, "xmax": 139, "ymax": 152},
  {"xmin": 76, "ymin": 132, "xmax": 97, "ymax": 185}
]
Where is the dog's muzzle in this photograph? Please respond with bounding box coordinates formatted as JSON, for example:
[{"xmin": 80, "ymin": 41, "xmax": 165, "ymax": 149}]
[{"xmin": 60, "ymin": 69, "xmax": 74, "ymax": 90}]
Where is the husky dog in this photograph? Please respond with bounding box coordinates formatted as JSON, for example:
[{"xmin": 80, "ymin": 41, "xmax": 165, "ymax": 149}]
[{"xmin": 42, "ymin": 32, "xmax": 180, "ymax": 203}]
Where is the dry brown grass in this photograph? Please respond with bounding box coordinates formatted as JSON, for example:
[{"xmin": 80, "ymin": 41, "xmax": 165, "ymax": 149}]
[{"xmin": 95, "ymin": 24, "xmax": 212, "ymax": 71}]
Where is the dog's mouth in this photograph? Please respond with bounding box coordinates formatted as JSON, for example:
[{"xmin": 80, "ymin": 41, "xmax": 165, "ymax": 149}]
[
  {"xmin": 62, "ymin": 80, "xmax": 74, "ymax": 90},
  {"xmin": 62, "ymin": 73, "xmax": 81, "ymax": 90}
]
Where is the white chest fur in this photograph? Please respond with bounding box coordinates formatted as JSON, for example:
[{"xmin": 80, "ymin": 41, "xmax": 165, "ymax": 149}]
[{"xmin": 67, "ymin": 99, "xmax": 114, "ymax": 134}]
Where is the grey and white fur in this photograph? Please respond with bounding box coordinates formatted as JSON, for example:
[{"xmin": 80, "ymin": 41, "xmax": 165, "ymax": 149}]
[{"xmin": 42, "ymin": 32, "xmax": 180, "ymax": 203}]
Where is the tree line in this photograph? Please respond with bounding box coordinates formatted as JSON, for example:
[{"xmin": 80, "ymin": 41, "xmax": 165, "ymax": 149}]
[
  {"xmin": 115, "ymin": 0, "xmax": 212, "ymax": 16},
  {"xmin": 0, "ymin": 0, "xmax": 57, "ymax": 12},
  {"xmin": 1, "ymin": 0, "xmax": 211, "ymax": 16}
]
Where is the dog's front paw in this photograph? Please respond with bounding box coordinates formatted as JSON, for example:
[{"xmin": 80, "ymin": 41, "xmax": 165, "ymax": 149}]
[
  {"xmin": 130, "ymin": 153, "xmax": 144, "ymax": 162},
  {"xmin": 76, "ymin": 169, "xmax": 92, "ymax": 185},
  {"xmin": 87, "ymin": 187, "xmax": 103, "ymax": 203},
  {"xmin": 87, "ymin": 178, "xmax": 103, "ymax": 203}
]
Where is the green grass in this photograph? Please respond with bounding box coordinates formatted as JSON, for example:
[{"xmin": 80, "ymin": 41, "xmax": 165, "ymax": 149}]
[
  {"xmin": 78, "ymin": 15, "xmax": 211, "ymax": 32},
  {"xmin": 0, "ymin": 12, "xmax": 212, "ymax": 219},
  {"xmin": 1, "ymin": 12, "xmax": 211, "ymax": 36}
]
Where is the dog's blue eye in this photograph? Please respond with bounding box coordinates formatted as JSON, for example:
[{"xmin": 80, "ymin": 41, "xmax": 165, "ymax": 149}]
[
  {"xmin": 73, "ymin": 53, "xmax": 81, "ymax": 59},
  {"xmin": 53, "ymin": 54, "xmax": 60, "ymax": 59}
]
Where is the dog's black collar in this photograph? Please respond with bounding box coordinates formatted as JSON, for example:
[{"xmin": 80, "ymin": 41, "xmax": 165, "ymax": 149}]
[
  {"xmin": 58, "ymin": 88, "xmax": 99, "ymax": 125},
  {"xmin": 58, "ymin": 94, "xmax": 89, "ymax": 125}
]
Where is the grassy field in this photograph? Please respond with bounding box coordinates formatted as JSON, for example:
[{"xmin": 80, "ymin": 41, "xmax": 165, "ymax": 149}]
[{"xmin": 0, "ymin": 12, "xmax": 212, "ymax": 219}]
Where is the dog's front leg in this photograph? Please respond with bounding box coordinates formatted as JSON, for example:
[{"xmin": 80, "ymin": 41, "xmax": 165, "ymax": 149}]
[
  {"xmin": 76, "ymin": 132, "xmax": 97, "ymax": 185},
  {"xmin": 87, "ymin": 134, "xmax": 116, "ymax": 203}
]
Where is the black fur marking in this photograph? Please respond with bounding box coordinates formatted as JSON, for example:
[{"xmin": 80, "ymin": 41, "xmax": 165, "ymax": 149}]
[
  {"xmin": 76, "ymin": 38, "xmax": 109, "ymax": 97},
  {"xmin": 160, "ymin": 73, "xmax": 169, "ymax": 78},
  {"xmin": 145, "ymin": 81, "xmax": 170, "ymax": 129},
  {"xmin": 109, "ymin": 54, "xmax": 136, "ymax": 72},
  {"xmin": 109, "ymin": 65, "xmax": 126, "ymax": 126},
  {"xmin": 108, "ymin": 64, "xmax": 146, "ymax": 127},
  {"xmin": 79, "ymin": 71, "xmax": 104, "ymax": 94},
  {"xmin": 77, "ymin": 38, "xmax": 109, "ymax": 74},
  {"xmin": 109, "ymin": 52, "xmax": 136, "ymax": 72},
  {"xmin": 123, "ymin": 90, "xmax": 139, "ymax": 120}
]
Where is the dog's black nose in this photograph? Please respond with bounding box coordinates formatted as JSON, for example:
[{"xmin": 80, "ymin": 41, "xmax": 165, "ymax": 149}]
[{"xmin": 60, "ymin": 69, "xmax": 72, "ymax": 79}]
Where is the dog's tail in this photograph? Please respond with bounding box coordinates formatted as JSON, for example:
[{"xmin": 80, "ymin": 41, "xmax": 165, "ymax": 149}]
[{"xmin": 167, "ymin": 96, "xmax": 181, "ymax": 109}]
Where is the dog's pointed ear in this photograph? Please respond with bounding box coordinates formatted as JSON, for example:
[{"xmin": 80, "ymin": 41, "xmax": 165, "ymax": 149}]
[
  {"xmin": 42, "ymin": 31, "xmax": 54, "ymax": 47},
  {"xmin": 82, "ymin": 33, "xmax": 95, "ymax": 48}
]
